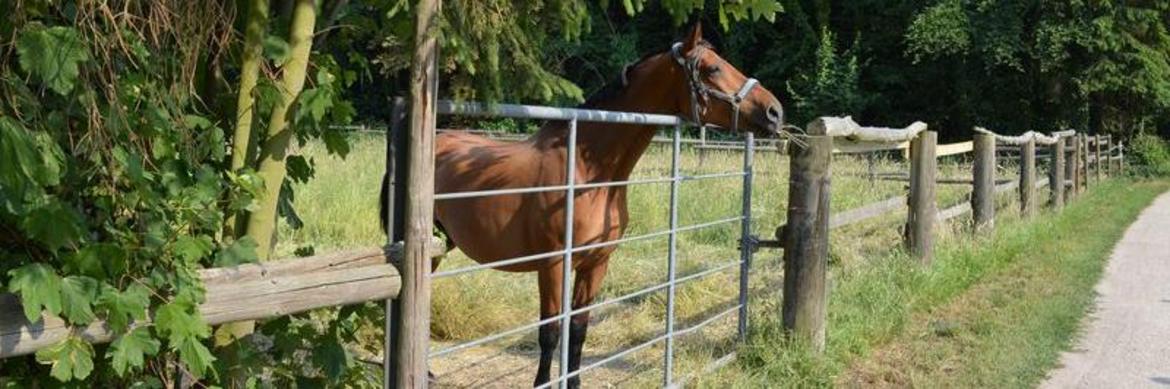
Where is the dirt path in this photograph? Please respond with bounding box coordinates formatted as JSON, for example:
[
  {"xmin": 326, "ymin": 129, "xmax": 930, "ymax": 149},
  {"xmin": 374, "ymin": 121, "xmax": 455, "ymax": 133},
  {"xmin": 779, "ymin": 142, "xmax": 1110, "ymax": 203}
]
[{"xmin": 1042, "ymin": 191, "xmax": 1170, "ymax": 388}]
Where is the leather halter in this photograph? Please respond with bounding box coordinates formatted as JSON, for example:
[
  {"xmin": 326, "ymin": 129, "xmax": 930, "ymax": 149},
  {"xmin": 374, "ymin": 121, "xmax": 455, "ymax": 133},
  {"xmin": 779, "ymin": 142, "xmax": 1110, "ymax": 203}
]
[{"xmin": 671, "ymin": 42, "xmax": 760, "ymax": 131}]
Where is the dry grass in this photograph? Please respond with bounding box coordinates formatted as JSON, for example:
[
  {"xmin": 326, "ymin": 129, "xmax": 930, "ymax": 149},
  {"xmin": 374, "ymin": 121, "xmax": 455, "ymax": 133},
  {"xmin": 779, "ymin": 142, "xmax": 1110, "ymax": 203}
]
[{"xmin": 275, "ymin": 133, "xmax": 998, "ymax": 386}]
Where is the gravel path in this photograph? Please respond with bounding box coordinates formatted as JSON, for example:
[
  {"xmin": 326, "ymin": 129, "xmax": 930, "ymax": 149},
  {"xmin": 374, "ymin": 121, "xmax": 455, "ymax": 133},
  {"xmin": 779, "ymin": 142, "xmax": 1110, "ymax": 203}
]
[{"xmin": 1042, "ymin": 191, "xmax": 1170, "ymax": 388}]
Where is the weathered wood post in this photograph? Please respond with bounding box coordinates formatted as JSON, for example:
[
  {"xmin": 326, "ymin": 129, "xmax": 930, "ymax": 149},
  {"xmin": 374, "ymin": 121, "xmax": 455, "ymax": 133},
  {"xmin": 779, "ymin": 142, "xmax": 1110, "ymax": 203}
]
[
  {"xmin": 1119, "ymin": 142, "xmax": 1126, "ymax": 174},
  {"xmin": 1020, "ymin": 138, "xmax": 1036, "ymax": 217},
  {"xmin": 1095, "ymin": 135, "xmax": 1103, "ymax": 182},
  {"xmin": 394, "ymin": 0, "xmax": 440, "ymax": 386},
  {"xmin": 781, "ymin": 129, "xmax": 832, "ymax": 354},
  {"xmin": 1079, "ymin": 134, "xmax": 1089, "ymax": 192},
  {"xmin": 972, "ymin": 133, "xmax": 996, "ymax": 231},
  {"xmin": 383, "ymin": 97, "xmax": 408, "ymax": 386},
  {"xmin": 1071, "ymin": 135, "xmax": 1081, "ymax": 194},
  {"xmin": 1049, "ymin": 137, "xmax": 1065, "ymax": 209},
  {"xmin": 905, "ymin": 131, "xmax": 937, "ymax": 263},
  {"xmin": 1064, "ymin": 135, "xmax": 1076, "ymax": 202}
]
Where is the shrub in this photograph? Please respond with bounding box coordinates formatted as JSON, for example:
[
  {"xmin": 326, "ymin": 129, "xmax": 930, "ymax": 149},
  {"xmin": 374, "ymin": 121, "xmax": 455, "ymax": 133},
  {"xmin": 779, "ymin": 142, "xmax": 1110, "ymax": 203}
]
[{"xmin": 1127, "ymin": 133, "xmax": 1170, "ymax": 177}]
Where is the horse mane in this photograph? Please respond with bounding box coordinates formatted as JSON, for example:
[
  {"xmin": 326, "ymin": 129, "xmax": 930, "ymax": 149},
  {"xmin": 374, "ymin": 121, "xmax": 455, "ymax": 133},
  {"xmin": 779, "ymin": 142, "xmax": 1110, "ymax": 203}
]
[{"xmin": 578, "ymin": 40, "xmax": 714, "ymax": 109}]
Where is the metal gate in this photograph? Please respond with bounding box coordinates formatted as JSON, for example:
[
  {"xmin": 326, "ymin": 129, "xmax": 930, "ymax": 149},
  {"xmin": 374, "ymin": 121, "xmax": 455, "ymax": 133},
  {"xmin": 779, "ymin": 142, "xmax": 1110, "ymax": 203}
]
[{"xmin": 385, "ymin": 100, "xmax": 759, "ymax": 388}]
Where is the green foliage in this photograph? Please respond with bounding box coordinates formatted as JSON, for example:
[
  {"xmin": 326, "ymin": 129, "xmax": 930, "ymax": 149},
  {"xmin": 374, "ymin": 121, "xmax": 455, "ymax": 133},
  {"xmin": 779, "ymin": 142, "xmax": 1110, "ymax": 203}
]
[
  {"xmin": 109, "ymin": 327, "xmax": 161, "ymax": 376},
  {"xmin": 16, "ymin": 26, "xmax": 90, "ymax": 95},
  {"xmin": 787, "ymin": 28, "xmax": 866, "ymax": 125},
  {"xmin": 1128, "ymin": 133, "xmax": 1170, "ymax": 177},
  {"xmin": 7, "ymin": 263, "xmax": 63, "ymax": 322},
  {"xmin": 35, "ymin": 335, "xmax": 95, "ymax": 381}
]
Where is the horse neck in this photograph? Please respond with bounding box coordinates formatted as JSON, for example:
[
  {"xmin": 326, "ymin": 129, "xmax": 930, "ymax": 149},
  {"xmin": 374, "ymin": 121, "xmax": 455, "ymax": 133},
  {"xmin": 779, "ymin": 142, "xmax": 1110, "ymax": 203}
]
[{"xmin": 534, "ymin": 83, "xmax": 680, "ymax": 182}]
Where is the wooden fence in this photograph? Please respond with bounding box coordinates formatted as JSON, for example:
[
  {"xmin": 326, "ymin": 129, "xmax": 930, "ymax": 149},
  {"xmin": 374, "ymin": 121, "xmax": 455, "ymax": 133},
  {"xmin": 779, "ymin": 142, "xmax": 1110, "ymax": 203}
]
[
  {"xmin": 775, "ymin": 119, "xmax": 1123, "ymax": 353},
  {"xmin": 0, "ymin": 117, "xmax": 1125, "ymax": 385}
]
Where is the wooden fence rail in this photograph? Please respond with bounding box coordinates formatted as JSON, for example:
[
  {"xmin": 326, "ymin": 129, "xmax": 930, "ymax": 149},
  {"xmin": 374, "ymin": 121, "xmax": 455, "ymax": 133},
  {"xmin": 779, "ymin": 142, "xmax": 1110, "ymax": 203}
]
[{"xmin": 0, "ymin": 248, "xmax": 413, "ymax": 359}]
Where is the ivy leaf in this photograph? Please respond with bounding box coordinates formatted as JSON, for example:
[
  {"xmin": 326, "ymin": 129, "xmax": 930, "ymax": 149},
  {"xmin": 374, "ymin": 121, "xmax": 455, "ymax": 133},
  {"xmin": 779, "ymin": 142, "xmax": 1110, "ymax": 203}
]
[
  {"xmin": 21, "ymin": 201, "xmax": 83, "ymax": 251},
  {"xmin": 109, "ymin": 327, "xmax": 160, "ymax": 376},
  {"xmin": 16, "ymin": 26, "xmax": 90, "ymax": 95},
  {"xmin": 173, "ymin": 235, "xmax": 214, "ymax": 264},
  {"xmin": 97, "ymin": 283, "xmax": 150, "ymax": 333},
  {"xmin": 215, "ymin": 237, "xmax": 258, "ymax": 267},
  {"xmin": 7, "ymin": 263, "xmax": 63, "ymax": 322},
  {"xmin": 35, "ymin": 335, "xmax": 95, "ymax": 381},
  {"xmin": 59, "ymin": 276, "xmax": 98, "ymax": 325}
]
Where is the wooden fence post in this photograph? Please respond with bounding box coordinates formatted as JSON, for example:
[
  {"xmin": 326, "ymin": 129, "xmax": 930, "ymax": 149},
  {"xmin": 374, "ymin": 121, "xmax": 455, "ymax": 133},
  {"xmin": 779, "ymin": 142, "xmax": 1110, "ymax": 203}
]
[
  {"xmin": 1020, "ymin": 138, "xmax": 1036, "ymax": 217},
  {"xmin": 394, "ymin": 0, "xmax": 440, "ymax": 387},
  {"xmin": 1071, "ymin": 135, "xmax": 1082, "ymax": 195},
  {"xmin": 905, "ymin": 131, "xmax": 937, "ymax": 264},
  {"xmin": 781, "ymin": 134, "xmax": 832, "ymax": 354},
  {"xmin": 1049, "ymin": 137, "xmax": 1065, "ymax": 209},
  {"xmin": 1065, "ymin": 136, "xmax": 1076, "ymax": 203},
  {"xmin": 1095, "ymin": 135, "xmax": 1103, "ymax": 182},
  {"xmin": 1079, "ymin": 134, "xmax": 1088, "ymax": 192},
  {"xmin": 972, "ymin": 133, "xmax": 996, "ymax": 231}
]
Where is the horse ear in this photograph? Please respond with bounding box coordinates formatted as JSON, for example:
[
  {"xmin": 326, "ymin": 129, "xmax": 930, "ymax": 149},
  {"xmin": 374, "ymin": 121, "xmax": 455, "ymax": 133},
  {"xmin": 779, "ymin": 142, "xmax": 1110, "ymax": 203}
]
[{"xmin": 682, "ymin": 21, "xmax": 703, "ymax": 52}]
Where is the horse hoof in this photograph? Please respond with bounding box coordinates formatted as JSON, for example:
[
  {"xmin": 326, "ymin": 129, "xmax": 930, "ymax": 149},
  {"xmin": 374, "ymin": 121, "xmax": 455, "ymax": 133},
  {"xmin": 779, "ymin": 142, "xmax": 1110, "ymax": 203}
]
[{"xmin": 428, "ymin": 370, "xmax": 439, "ymax": 385}]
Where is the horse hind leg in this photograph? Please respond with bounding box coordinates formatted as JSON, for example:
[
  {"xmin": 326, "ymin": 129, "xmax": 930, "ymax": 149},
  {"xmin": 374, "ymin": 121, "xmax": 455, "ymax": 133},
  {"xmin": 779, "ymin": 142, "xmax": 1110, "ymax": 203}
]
[
  {"xmin": 565, "ymin": 259, "xmax": 610, "ymax": 389},
  {"xmin": 534, "ymin": 266, "xmax": 564, "ymax": 387}
]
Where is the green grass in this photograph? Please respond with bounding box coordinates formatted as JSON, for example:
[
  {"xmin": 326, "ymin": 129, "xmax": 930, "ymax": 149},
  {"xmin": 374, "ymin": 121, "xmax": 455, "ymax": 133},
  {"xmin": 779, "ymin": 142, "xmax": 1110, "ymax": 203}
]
[
  {"xmin": 699, "ymin": 179, "xmax": 1169, "ymax": 388},
  {"xmin": 274, "ymin": 133, "xmax": 1010, "ymax": 385}
]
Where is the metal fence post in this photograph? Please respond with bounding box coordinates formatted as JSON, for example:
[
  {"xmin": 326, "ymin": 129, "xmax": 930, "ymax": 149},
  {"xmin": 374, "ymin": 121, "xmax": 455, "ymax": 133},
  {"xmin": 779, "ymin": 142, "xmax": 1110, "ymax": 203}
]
[
  {"xmin": 558, "ymin": 119, "xmax": 578, "ymax": 389},
  {"xmin": 972, "ymin": 133, "xmax": 996, "ymax": 232},
  {"xmin": 905, "ymin": 131, "xmax": 937, "ymax": 263},
  {"xmin": 738, "ymin": 132, "xmax": 754, "ymax": 339},
  {"xmin": 781, "ymin": 134, "xmax": 832, "ymax": 354},
  {"xmin": 663, "ymin": 123, "xmax": 683, "ymax": 386}
]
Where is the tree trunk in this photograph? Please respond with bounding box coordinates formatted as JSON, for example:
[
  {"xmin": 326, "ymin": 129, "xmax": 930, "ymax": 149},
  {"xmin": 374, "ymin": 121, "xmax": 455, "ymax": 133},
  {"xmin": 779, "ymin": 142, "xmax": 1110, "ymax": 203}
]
[
  {"xmin": 218, "ymin": 0, "xmax": 317, "ymax": 346},
  {"xmin": 223, "ymin": 0, "xmax": 269, "ymax": 239}
]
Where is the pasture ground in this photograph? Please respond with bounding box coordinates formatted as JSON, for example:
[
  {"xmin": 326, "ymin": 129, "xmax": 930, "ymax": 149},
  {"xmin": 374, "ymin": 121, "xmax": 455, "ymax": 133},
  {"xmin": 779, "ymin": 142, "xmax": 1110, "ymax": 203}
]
[
  {"xmin": 276, "ymin": 133, "xmax": 1018, "ymax": 387},
  {"xmin": 699, "ymin": 179, "xmax": 1167, "ymax": 388}
]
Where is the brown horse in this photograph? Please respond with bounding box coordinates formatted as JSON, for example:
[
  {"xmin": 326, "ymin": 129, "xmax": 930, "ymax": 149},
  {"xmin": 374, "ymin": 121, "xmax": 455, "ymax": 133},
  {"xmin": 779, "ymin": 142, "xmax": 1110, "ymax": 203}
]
[{"xmin": 383, "ymin": 23, "xmax": 784, "ymax": 388}]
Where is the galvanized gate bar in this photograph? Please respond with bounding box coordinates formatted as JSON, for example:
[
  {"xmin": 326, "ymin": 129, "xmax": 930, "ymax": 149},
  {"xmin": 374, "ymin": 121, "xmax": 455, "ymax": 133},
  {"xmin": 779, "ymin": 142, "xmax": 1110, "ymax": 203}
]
[{"xmin": 438, "ymin": 100, "xmax": 683, "ymax": 126}]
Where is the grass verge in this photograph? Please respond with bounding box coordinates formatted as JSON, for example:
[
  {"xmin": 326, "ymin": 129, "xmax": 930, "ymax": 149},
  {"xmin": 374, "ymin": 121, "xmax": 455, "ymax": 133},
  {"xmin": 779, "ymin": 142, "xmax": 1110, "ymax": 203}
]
[{"xmin": 702, "ymin": 179, "xmax": 1169, "ymax": 388}]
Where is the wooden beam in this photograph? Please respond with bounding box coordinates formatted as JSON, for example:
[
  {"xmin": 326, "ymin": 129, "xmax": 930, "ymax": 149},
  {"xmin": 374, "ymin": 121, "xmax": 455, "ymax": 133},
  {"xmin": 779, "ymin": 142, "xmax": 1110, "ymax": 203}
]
[
  {"xmin": 937, "ymin": 141, "xmax": 974, "ymax": 157},
  {"xmin": 1, "ymin": 252, "xmax": 402, "ymax": 359},
  {"xmin": 808, "ymin": 116, "xmax": 927, "ymax": 143},
  {"xmin": 781, "ymin": 135, "xmax": 832, "ymax": 354},
  {"xmin": 906, "ymin": 131, "xmax": 938, "ymax": 263},
  {"xmin": 830, "ymin": 195, "xmax": 905, "ymax": 229}
]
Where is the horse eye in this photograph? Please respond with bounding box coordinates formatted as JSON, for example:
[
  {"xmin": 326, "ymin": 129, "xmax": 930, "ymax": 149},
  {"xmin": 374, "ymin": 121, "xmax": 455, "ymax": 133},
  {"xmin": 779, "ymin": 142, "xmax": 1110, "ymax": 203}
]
[{"xmin": 704, "ymin": 65, "xmax": 722, "ymax": 75}]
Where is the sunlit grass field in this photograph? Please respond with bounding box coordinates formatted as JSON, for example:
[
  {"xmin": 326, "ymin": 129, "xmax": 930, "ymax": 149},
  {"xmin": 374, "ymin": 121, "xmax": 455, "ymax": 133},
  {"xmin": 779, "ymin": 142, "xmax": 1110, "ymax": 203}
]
[{"xmin": 275, "ymin": 132, "xmax": 1000, "ymax": 386}]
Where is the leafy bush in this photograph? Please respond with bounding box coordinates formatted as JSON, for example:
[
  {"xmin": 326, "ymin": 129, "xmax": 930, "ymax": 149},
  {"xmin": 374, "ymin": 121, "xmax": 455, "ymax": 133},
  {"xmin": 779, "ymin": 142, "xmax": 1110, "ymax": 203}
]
[{"xmin": 1127, "ymin": 133, "xmax": 1170, "ymax": 177}]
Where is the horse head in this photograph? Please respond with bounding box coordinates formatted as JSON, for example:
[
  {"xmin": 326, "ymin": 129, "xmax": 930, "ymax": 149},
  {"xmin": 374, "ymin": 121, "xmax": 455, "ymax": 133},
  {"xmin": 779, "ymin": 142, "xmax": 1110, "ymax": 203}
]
[{"xmin": 631, "ymin": 23, "xmax": 786, "ymax": 135}]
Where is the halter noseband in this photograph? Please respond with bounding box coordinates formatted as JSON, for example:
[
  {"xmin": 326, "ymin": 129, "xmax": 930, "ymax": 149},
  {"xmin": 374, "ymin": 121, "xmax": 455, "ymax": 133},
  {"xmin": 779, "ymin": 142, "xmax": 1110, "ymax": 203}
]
[{"xmin": 670, "ymin": 42, "xmax": 760, "ymax": 131}]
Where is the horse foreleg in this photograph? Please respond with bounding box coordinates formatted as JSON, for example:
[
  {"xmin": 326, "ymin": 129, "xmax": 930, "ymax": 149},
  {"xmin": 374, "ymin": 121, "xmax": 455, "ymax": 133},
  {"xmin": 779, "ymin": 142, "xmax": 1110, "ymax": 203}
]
[
  {"xmin": 534, "ymin": 266, "xmax": 563, "ymax": 387},
  {"xmin": 566, "ymin": 259, "xmax": 610, "ymax": 389}
]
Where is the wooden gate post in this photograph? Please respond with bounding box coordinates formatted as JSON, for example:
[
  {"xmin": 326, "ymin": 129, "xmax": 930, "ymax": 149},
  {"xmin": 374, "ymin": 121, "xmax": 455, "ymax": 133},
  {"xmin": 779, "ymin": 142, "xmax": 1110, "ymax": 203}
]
[
  {"xmin": 1049, "ymin": 137, "xmax": 1065, "ymax": 209},
  {"xmin": 394, "ymin": 0, "xmax": 440, "ymax": 387},
  {"xmin": 781, "ymin": 134, "xmax": 832, "ymax": 354},
  {"xmin": 972, "ymin": 133, "xmax": 996, "ymax": 232},
  {"xmin": 1019, "ymin": 138, "xmax": 1036, "ymax": 217},
  {"xmin": 905, "ymin": 131, "xmax": 937, "ymax": 263},
  {"xmin": 1065, "ymin": 135, "xmax": 1077, "ymax": 202}
]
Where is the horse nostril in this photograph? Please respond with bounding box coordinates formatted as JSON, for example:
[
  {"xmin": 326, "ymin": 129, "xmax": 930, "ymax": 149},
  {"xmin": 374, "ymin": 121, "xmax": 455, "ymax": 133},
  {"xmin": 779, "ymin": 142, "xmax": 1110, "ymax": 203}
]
[{"xmin": 766, "ymin": 104, "xmax": 783, "ymax": 124}]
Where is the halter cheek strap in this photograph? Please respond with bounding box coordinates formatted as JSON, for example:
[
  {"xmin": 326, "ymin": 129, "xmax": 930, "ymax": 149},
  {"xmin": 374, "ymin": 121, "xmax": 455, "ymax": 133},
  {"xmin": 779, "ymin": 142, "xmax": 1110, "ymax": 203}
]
[{"xmin": 670, "ymin": 42, "xmax": 760, "ymax": 132}]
